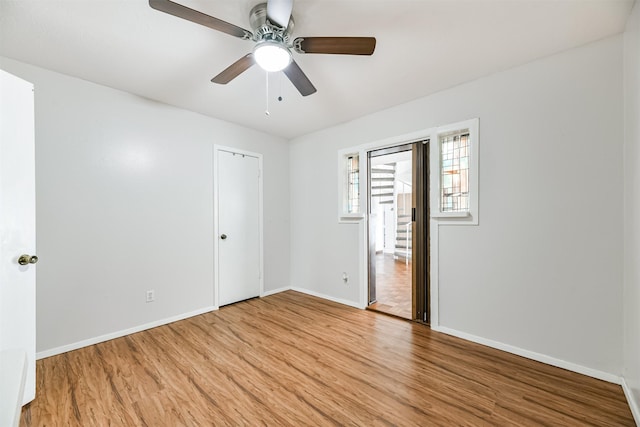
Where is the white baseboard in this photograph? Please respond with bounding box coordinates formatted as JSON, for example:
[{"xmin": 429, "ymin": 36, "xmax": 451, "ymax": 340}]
[
  {"xmin": 261, "ymin": 286, "xmax": 291, "ymax": 297},
  {"xmin": 36, "ymin": 306, "xmax": 217, "ymax": 360},
  {"xmin": 622, "ymin": 378, "xmax": 640, "ymax": 426},
  {"xmin": 432, "ymin": 325, "xmax": 621, "ymax": 385},
  {"xmin": 290, "ymin": 287, "xmax": 364, "ymax": 309}
]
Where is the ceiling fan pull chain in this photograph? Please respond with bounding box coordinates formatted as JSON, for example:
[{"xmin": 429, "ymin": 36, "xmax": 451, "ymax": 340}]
[{"xmin": 265, "ymin": 71, "xmax": 270, "ymax": 116}]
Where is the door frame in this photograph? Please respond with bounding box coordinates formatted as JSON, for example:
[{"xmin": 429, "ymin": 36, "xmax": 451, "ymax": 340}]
[
  {"xmin": 213, "ymin": 145, "xmax": 264, "ymax": 309},
  {"xmin": 365, "ymin": 142, "xmax": 428, "ymax": 321},
  {"xmin": 354, "ymin": 129, "xmax": 436, "ymax": 323},
  {"xmin": 366, "ymin": 143, "xmax": 415, "ymax": 308},
  {"xmin": 412, "ymin": 141, "xmax": 429, "ymax": 323}
]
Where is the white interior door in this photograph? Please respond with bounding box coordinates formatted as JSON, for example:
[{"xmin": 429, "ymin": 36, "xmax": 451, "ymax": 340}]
[
  {"xmin": 0, "ymin": 70, "xmax": 37, "ymax": 412},
  {"xmin": 216, "ymin": 149, "xmax": 261, "ymax": 306}
]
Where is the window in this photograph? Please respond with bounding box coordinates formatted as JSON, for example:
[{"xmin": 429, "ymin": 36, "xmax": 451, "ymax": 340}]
[
  {"xmin": 430, "ymin": 118, "xmax": 479, "ymax": 224},
  {"xmin": 338, "ymin": 150, "xmax": 364, "ymax": 220},
  {"xmin": 440, "ymin": 131, "xmax": 470, "ymax": 213},
  {"xmin": 346, "ymin": 154, "xmax": 360, "ymax": 214}
]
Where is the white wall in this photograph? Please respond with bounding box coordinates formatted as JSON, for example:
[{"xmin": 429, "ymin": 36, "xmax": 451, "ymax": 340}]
[
  {"xmin": 290, "ymin": 36, "xmax": 624, "ymax": 376},
  {"xmin": 0, "ymin": 29, "xmax": 631, "ymax": 397},
  {"xmin": 623, "ymin": 0, "xmax": 640, "ymax": 420},
  {"xmin": 0, "ymin": 56, "xmax": 290, "ymax": 355}
]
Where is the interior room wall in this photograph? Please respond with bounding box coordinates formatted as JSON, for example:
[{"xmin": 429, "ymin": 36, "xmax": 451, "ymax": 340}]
[
  {"xmin": 0, "ymin": 56, "xmax": 290, "ymax": 356},
  {"xmin": 290, "ymin": 35, "xmax": 624, "ymax": 377},
  {"xmin": 623, "ymin": 0, "xmax": 640, "ymax": 420}
]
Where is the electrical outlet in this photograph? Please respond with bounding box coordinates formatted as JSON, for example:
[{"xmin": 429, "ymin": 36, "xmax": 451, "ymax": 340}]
[
  {"xmin": 146, "ymin": 290, "xmax": 155, "ymax": 303},
  {"xmin": 342, "ymin": 272, "xmax": 349, "ymax": 285}
]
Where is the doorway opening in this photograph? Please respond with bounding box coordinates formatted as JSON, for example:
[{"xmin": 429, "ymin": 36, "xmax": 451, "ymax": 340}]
[{"xmin": 366, "ymin": 141, "xmax": 429, "ymax": 322}]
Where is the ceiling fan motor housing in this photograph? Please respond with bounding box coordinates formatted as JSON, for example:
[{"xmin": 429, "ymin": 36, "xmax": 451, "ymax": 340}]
[{"xmin": 250, "ymin": 2, "xmax": 295, "ymax": 44}]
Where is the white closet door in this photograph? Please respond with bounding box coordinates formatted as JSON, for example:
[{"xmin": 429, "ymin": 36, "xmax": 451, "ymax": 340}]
[
  {"xmin": 0, "ymin": 69, "xmax": 37, "ymax": 416},
  {"xmin": 217, "ymin": 150, "xmax": 260, "ymax": 306}
]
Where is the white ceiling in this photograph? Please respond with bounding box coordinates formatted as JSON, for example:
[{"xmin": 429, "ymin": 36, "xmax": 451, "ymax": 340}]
[{"xmin": 0, "ymin": 0, "xmax": 634, "ymax": 139}]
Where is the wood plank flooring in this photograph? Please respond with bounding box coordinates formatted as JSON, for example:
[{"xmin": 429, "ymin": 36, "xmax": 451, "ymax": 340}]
[
  {"xmin": 368, "ymin": 253, "xmax": 412, "ymax": 319},
  {"xmin": 21, "ymin": 291, "xmax": 634, "ymax": 426}
]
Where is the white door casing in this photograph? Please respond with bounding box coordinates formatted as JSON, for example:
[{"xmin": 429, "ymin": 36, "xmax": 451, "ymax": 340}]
[
  {"xmin": 214, "ymin": 147, "xmax": 262, "ymax": 307},
  {"xmin": 0, "ymin": 70, "xmax": 37, "ymax": 408}
]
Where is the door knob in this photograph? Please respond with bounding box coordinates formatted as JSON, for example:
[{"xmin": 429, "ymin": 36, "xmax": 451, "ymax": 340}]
[
  {"xmin": 18, "ymin": 254, "xmax": 38, "ymax": 266},
  {"xmin": 220, "ymin": 234, "xmax": 227, "ymax": 240}
]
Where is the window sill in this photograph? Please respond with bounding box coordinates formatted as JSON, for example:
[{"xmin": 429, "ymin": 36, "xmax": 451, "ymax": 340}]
[
  {"xmin": 339, "ymin": 213, "xmax": 364, "ymax": 223},
  {"xmin": 432, "ymin": 211, "xmax": 470, "ymax": 218}
]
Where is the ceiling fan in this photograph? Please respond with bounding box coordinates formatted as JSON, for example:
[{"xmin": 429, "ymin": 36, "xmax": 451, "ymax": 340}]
[{"xmin": 149, "ymin": 0, "xmax": 376, "ymax": 96}]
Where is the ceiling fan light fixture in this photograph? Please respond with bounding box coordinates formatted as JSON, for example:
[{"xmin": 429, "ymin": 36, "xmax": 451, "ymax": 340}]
[{"xmin": 253, "ymin": 41, "xmax": 292, "ymax": 72}]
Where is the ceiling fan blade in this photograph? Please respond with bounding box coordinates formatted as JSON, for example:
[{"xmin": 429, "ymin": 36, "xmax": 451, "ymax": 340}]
[
  {"xmin": 293, "ymin": 37, "xmax": 376, "ymax": 55},
  {"xmin": 211, "ymin": 54, "xmax": 255, "ymax": 84},
  {"xmin": 266, "ymin": 0, "xmax": 293, "ymax": 28},
  {"xmin": 149, "ymin": 0, "xmax": 252, "ymax": 40},
  {"xmin": 283, "ymin": 60, "xmax": 317, "ymax": 97}
]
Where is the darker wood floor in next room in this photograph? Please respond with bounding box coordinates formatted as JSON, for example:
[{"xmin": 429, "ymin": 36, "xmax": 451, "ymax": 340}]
[{"xmin": 368, "ymin": 253, "xmax": 412, "ymax": 319}]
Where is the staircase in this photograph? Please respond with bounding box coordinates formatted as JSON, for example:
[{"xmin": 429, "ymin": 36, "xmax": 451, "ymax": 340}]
[
  {"xmin": 370, "ymin": 164, "xmax": 395, "ymax": 205},
  {"xmin": 371, "ymin": 163, "xmax": 412, "ymax": 261},
  {"xmin": 395, "ymin": 191, "xmax": 412, "ymax": 261}
]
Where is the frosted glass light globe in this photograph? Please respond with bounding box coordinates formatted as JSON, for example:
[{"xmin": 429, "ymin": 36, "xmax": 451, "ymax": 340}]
[{"xmin": 254, "ymin": 42, "xmax": 292, "ymax": 72}]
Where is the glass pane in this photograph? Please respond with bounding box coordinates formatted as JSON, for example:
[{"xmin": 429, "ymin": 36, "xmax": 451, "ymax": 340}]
[
  {"xmin": 346, "ymin": 154, "xmax": 359, "ymax": 213},
  {"xmin": 440, "ymin": 133, "xmax": 470, "ymax": 212}
]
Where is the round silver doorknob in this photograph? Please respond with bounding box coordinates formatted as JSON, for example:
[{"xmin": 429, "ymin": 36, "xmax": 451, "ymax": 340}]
[
  {"xmin": 18, "ymin": 254, "xmax": 38, "ymax": 266},
  {"xmin": 220, "ymin": 234, "xmax": 227, "ymax": 240}
]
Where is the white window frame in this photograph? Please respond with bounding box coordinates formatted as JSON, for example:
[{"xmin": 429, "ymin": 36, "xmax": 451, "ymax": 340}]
[
  {"xmin": 430, "ymin": 118, "xmax": 479, "ymax": 225},
  {"xmin": 338, "ymin": 149, "xmax": 365, "ymax": 222}
]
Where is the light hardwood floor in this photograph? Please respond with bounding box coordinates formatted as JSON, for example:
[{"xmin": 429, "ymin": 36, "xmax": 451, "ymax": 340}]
[{"xmin": 22, "ymin": 291, "xmax": 634, "ymax": 426}]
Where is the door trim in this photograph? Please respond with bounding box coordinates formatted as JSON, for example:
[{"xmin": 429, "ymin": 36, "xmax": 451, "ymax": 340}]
[
  {"xmin": 412, "ymin": 141, "xmax": 429, "ymax": 323},
  {"xmin": 213, "ymin": 145, "xmax": 264, "ymax": 309},
  {"xmin": 354, "ymin": 129, "xmax": 435, "ymax": 322},
  {"xmin": 365, "ymin": 142, "xmax": 428, "ymax": 321}
]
